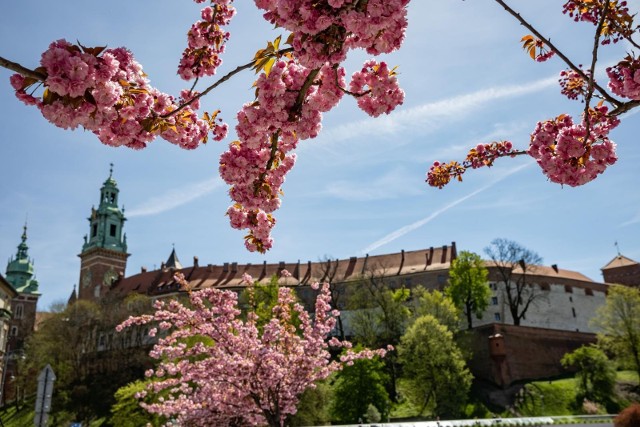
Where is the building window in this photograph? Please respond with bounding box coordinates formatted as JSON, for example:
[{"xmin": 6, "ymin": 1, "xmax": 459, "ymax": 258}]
[
  {"xmin": 14, "ymin": 304, "xmax": 23, "ymax": 319},
  {"xmin": 539, "ymin": 282, "xmax": 550, "ymax": 291},
  {"xmin": 10, "ymin": 326, "xmax": 18, "ymax": 337},
  {"xmin": 572, "ymin": 307, "xmax": 577, "ymax": 318},
  {"xmin": 565, "ymin": 285, "xmax": 573, "ymax": 293},
  {"xmin": 110, "ymin": 224, "xmax": 117, "ymax": 237},
  {"xmin": 491, "ymin": 296, "xmax": 498, "ymax": 305},
  {"xmin": 569, "ymin": 296, "xmax": 573, "ymax": 303},
  {"xmin": 585, "ymin": 288, "xmax": 593, "ymax": 296},
  {"xmin": 91, "ymin": 224, "xmax": 97, "ymax": 238},
  {"xmin": 437, "ymin": 274, "xmax": 446, "ymax": 284},
  {"xmin": 494, "ymin": 313, "xmax": 501, "ymax": 321}
]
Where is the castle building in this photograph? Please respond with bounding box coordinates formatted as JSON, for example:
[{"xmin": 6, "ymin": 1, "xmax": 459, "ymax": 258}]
[
  {"xmin": 77, "ymin": 164, "xmax": 129, "ymax": 302},
  {"xmin": 601, "ymin": 254, "xmax": 640, "ymax": 287},
  {"xmin": 3, "ymin": 224, "xmax": 39, "ymax": 404},
  {"xmin": 73, "ymin": 168, "xmax": 639, "ymax": 389}
]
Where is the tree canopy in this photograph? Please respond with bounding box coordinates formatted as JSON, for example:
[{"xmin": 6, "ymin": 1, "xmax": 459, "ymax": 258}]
[{"xmin": 446, "ymin": 250, "xmax": 491, "ymax": 329}]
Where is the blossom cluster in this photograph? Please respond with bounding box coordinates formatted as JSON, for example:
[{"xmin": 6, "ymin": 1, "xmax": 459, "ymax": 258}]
[
  {"xmin": 221, "ymin": 55, "xmax": 404, "ymax": 251},
  {"xmin": 607, "ymin": 55, "xmax": 640, "ymax": 100},
  {"xmin": 426, "ymin": 141, "xmax": 515, "ymax": 188},
  {"xmin": 255, "ymin": 0, "xmax": 410, "ymax": 68},
  {"xmin": 219, "ymin": 61, "xmax": 345, "ymax": 252},
  {"xmin": 559, "ymin": 68, "xmax": 588, "ymax": 100},
  {"xmin": 528, "ymin": 105, "xmax": 619, "ymax": 186},
  {"xmin": 10, "ymin": 40, "xmax": 226, "ymax": 149},
  {"xmin": 562, "ymin": 0, "xmax": 634, "ymax": 44},
  {"xmin": 178, "ymin": 0, "xmax": 236, "ymax": 80},
  {"xmin": 117, "ymin": 273, "xmax": 387, "ymax": 426},
  {"xmin": 213, "ymin": 0, "xmax": 410, "ymax": 251},
  {"xmin": 350, "ymin": 60, "xmax": 405, "ymax": 117}
]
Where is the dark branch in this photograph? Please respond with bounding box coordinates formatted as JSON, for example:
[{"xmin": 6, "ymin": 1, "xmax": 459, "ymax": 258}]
[
  {"xmin": 162, "ymin": 47, "xmax": 294, "ymax": 119},
  {"xmin": 0, "ymin": 56, "xmax": 46, "ymax": 81},
  {"xmin": 492, "ymin": 0, "xmax": 623, "ymax": 108}
]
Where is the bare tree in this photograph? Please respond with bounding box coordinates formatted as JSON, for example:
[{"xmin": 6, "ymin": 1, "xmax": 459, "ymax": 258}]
[{"xmin": 484, "ymin": 238, "xmax": 543, "ymax": 326}]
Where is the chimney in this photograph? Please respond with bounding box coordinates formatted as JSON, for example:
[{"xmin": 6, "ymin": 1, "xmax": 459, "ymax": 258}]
[
  {"xmin": 362, "ymin": 254, "xmax": 369, "ymax": 274},
  {"xmin": 451, "ymin": 241, "xmax": 457, "ymax": 260},
  {"xmin": 231, "ymin": 262, "xmax": 238, "ymax": 273},
  {"xmin": 397, "ymin": 250, "xmax": 405, "ymax": 275},
  {"xmin": 223, "ymin": 262, "xmax": 229, "ymax": 273},
  {"xmin": 141, "ymin": 266, "xmax": 147, "ymax": 273},
  {"xmin": 552, "ymin": 264, "xmax": 559, "ymax": 273},
  {"xmin": 193, "ymin": 256, "xmax": 199, "ymax": 268}
]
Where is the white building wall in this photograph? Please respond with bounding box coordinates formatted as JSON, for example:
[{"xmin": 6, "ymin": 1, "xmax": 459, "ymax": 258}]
[{"xmin": 475, "ymin": 281, "xmax": 607, "ymax": 333}]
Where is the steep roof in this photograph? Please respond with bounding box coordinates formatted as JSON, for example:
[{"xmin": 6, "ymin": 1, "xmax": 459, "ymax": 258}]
[
  {"xmin": 164, "ymin": 248, "xmax": 183, "ymax": 270},
  {"xmin": 601, "ymin": 255, "xmax": 639, "ymax": 270},
  {"xmin": 484, "ymin": 261, "xmax": 597, "ymax": 283},
  {"xmin": 111, "ymin": 244, "xmax": 457, "ymax": 297}
]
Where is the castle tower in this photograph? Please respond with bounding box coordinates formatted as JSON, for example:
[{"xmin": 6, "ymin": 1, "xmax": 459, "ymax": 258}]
[
  {"xmin": 4, "ymin": 224, "xmax": 40, "ymax": 373},
  {"xmin": 78, "ymin": 165, "xmax": 129, "ymax": 301}
]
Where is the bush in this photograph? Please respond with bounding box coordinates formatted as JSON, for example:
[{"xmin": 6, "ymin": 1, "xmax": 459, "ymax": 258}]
[{"xmin": 615, "ymin": 403, "xmax": 640, "ymax": 427}]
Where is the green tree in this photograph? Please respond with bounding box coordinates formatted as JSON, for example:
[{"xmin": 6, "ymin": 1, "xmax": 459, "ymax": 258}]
[
  {"xmin": 22, "ymin": 294, "xmax": 153, "ymax": 423},
  {"xmin": 289, "ymin": 380, "xmax": 333, "ymax": 427},
  {"xmin": 331, "ymin": 356, "xmax": 391, "ymax": 424},
  {"xmin": 445, "ymin": 251, "xmax": 490, "ymax": 329},
  {"xmin": 110, "ymin": 380, "xmax": 164, "ymax": 427},
  {"xmin": 412, "ymin": 287, "xmax": 461, "ymax": 332},
  {"xmin": 398, "ymin": 315, "xmax": 472, "ymax": 417},
  {"xmin": 592, "ymin": 285, "xmax": 640, "ymax": 381},
  {"xmin": 561, "ymin": 345, "xmax": 616, "ymax": 404},
  {"xmin": 348, "ymin": 271, "xmax": 411, "ymax": 401}
]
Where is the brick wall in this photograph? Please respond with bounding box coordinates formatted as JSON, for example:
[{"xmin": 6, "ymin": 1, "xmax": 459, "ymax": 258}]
[{"xmin": 468, "ymin": 323, "xmax": 596, "ymax": 387}]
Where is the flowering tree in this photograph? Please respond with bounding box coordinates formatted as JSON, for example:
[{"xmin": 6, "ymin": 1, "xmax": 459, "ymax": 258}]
[
  {"xmin": 1, "ymin": 0, "xmax": 639, "ymax": 252},
  {"xmin": 0, "ymin": 0, "xmax": 408, "ymax": 253},
  {"xmin": 117, "ymin": 273, "xmax": 387, "ymax": 426},
  {"xmin": 427, "ymin": 0, "xmax": 640, "ymax": 189}
]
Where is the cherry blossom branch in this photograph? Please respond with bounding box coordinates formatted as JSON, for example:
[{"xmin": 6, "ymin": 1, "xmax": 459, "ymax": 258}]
[
  {"xmin": 583, "ymin": 0, "xmax": 610, "ymax": 142},
  {"xmin": 163, "ymin": 47, "xmax": 294, "ymax": 119},
  {"xmin": 0, "ymin": 56, "xmax": 46, "ymax": 81},
  {"xmin": 493, "ymin": 0, "xmax": 623, "ymax": 108}
]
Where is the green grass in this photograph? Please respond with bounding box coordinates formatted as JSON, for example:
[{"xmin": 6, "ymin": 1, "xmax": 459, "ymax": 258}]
[
  {"xmin": 514, "ymin": 378, "xmax": 578, "ymax": 416},
  {"xmin": 0, "ymin": 402, "xmax": 35, "ymax": 427},
  {"xmin": 0, "ymin": 399, "xmax": 107, "ymax": 427},
  {"xmin": 617, "ymin": 370, "xmax": 640, "ymax": 384}
]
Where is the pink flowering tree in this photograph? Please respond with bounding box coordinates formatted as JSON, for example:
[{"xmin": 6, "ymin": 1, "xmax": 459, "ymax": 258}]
[
  {"xmin": 427, "ymin": 0, "xmax": 640, "ymax": 189},
  {"xmin": 1, "ymin": 0, "xmax": 640, "ymax": 250},
  {"xmin": 116, "ymin": 272, "xmax": 388, "ymax": 426},
  {"xmin": 0, "ymin": 0, "xmax": 408, "ymax": 253}
]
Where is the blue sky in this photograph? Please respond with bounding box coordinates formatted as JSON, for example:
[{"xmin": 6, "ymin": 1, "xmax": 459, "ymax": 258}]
[{"xmin": 1, "ymin": 1, "xmax": 638, "ymax": 310}]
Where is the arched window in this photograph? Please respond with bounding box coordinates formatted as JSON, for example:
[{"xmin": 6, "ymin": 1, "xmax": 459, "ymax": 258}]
[{"xmin": 14, "ymin": 304, "xmax": 23, "ymax": 319}]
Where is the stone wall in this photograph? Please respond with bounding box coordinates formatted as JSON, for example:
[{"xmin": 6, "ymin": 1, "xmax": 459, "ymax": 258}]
[{"xmin": 468, "ymin": 323, "xmax": 596, "ymax": 387}]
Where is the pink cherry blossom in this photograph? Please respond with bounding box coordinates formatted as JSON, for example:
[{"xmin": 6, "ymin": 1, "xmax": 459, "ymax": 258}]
[{"xmin": 118, "ymin": 273, "xmax": 386, "ymax": 426}]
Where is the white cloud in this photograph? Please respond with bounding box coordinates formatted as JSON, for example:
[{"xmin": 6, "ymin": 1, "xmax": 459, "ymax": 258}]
[
  {"xmin": 361, "ymin": 163, "xmax": 531, "ymax": 254},
  {"xmin": 321, "ymin": 167, "xmax": 423, "ymax": 201},
  {"xmin": 317, "ymin": 76, "xmax": 557, "ymax": 146},
  {"xmin": 127, "ymin": 177, "xmax": 223, "ymax": 217}
]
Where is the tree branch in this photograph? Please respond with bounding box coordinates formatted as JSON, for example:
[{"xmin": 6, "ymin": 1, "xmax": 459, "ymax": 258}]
[
  {"xmin": 583, "ymin": 0, "xmax": 610, "ymax": 141},
  {"xmin": 0, "ymin": 56, "xmax": 46, "ymax": 81},
  {"xmin": 492, "ymin": 0, "xmax": 623, "ymax": 108},
  {"xmin": 161, "ymin": 47, "xmax": 293, "ymax": 119}
]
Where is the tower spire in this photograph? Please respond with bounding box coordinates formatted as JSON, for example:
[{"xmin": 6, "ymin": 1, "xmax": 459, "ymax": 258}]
[{"xmin": 5, "ymin": 223, "xmax": 39, "ymax": 294}]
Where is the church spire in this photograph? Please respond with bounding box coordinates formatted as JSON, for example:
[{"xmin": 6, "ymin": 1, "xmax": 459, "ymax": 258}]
[
  {"xmin": 82, "ymin": 164, "xmax": 127, "ymax": 254},
  {"xmin": 78, "ymin": 166, "xmax": 129, "ymax": 301},
  {"xmin": 5, "ymin": 222, "xmax": 39, "ymax": 294}
]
